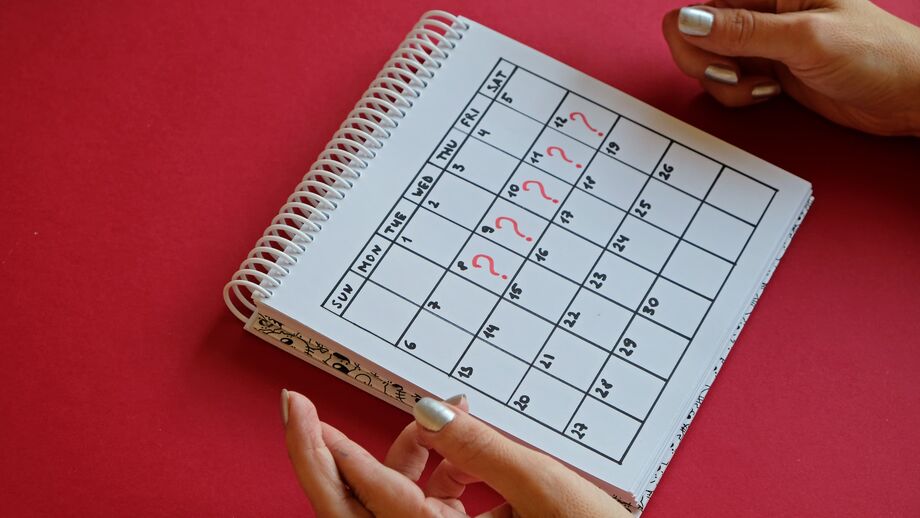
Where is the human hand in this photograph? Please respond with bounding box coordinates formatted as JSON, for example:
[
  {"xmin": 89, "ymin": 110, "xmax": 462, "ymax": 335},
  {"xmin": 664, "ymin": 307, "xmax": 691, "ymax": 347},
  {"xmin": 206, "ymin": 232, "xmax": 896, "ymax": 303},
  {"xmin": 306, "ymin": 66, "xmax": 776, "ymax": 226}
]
[
  {"xmin": 281, "ymin": 390, "xmax": 631, "ymax": 517},
  {"xmin": 662, "ymin": 0, "xmax": 920, "ymax": 136}
]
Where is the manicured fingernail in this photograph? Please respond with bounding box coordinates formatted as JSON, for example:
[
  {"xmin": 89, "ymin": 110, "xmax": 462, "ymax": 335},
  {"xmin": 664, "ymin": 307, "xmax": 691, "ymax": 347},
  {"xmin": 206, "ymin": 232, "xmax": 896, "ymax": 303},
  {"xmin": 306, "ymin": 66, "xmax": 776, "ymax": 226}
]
[
  {"xmin": 752, "ymin": 82, "xmax": 782, "ymax": 98},
  {"xmin": 704, "ymin": 65, "xmax": 738, "ymax": 85},
  {"xmin": 414, "ymin": 397, "xmax": 456, "ymax": 432},
  {"xmin": 281, "ymin": 388, "xmax": 290, "ymax": 426},
  {"xmin": 679, "ymin": 7, "xmax": 714, "ymax": 36},
  {"xmin": 444, "ymin": 393, "xmax": 466, "ymax": 406}
]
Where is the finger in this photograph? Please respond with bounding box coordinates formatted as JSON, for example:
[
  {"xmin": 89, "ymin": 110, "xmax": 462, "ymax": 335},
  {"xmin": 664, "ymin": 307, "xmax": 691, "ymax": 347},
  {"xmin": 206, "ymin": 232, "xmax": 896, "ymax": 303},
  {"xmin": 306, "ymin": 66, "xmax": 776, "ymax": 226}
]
[
  {"xmin": 476, "ymin": 502, "xmax": 514, "ymax": 518},
  {"xmin": 676, "ymin": 5, "xmax": 811, "ymax": 62},
  {"xmin": 700, "ymin": 75, "xmax": 783, "ymax": 107},
  {"xmin": 413, "ymin": 398, "xmax": 616, "ymax": 516},
  {"xmin": 426, "ymin": 458, "xmax": 479, "ymax": 511},
  {"xmin": 283, "ymin": 390, "xmax": 370, "ymax": 517},
  {"xmin": 384, "ymin": 394, "xmax": 469, "ymax": 481},
  {"xmin": 663, "ymin": 8, "xmax": 741, "ymax": 84},
  {"xmin": 322, "ymin": 423, "xmax": 466, "ymax": 517}
]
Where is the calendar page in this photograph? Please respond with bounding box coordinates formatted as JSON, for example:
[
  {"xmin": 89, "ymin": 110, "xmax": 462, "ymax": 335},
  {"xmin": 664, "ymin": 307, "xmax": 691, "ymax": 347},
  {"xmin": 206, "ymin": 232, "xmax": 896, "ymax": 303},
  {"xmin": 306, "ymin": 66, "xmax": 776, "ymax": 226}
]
[{"xmin": 261, "ymin": 17, "xmax": 812, "ymax": 496}]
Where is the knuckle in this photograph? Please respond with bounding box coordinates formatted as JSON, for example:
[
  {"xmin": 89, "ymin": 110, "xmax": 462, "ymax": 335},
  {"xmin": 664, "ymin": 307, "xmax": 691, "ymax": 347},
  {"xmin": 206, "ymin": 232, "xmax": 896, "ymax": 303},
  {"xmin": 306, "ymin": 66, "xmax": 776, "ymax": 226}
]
[{"xmin": 726, "ymin": 9, "xmax": 757, "ymax": 51}]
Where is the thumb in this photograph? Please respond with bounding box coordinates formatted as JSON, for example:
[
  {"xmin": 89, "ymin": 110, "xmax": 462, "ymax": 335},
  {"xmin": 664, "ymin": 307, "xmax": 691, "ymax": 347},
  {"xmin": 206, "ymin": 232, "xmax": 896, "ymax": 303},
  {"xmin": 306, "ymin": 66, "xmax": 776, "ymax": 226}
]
[
  {"xmin": 676, "ymin": 5, "xmax": 809, "ymax": 62},
  {"xmin": 413, "ymin": 397, "xmax": 613, "ymax": 516}
]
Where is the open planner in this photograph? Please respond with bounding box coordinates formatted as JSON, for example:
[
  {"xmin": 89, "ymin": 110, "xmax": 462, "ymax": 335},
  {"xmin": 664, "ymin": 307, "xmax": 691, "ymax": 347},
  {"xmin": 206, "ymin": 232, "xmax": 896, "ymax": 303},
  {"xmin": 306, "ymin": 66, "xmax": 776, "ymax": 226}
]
[{"xmin": 224, "ymin": 11, "xmax": 812, "ymax": 512}]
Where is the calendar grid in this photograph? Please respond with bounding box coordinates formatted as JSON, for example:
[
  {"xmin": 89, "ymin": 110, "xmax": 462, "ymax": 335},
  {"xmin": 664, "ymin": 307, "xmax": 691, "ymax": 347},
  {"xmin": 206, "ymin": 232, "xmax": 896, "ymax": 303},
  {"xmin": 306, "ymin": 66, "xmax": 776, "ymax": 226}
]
[
  {"xmin": 322, "ymin": 58, "xmax": 779, "ymax": 464},
  {"xmin": 446, "ymin": 89, "xmax": 574, "ymax": 376},
  {"xmin": 504, "ymin": 116, "xmax": 625, "ymax": 404},
  {"xmin": 564, "ymin": 159, "xmax": 717, "ymax": 437},
  {"xmin": 389, "ymin": 63, "xmax": 520, "ymax": 355}
]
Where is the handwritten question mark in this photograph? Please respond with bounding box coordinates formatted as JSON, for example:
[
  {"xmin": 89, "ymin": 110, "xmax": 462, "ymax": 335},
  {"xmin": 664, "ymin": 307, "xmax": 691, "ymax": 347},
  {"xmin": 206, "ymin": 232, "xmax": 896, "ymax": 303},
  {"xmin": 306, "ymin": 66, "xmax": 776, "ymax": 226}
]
[
  {"xmin": 569, "ymin": 112, "xmax": 604, "ymax": 136},
  {"xmin": 522, "ymin": 180, "xmax": 559, "ymax": 204},
  {"xmin": 546, "ymin": 146, "xmax": 582, "ymax": 169},
  {"xmin": 471, "ymin": 254, "xmax": 507, "ymax": 279},
  {"xmin": 495, "ymin": 216, "xmax": 532, "ymax": 241}
]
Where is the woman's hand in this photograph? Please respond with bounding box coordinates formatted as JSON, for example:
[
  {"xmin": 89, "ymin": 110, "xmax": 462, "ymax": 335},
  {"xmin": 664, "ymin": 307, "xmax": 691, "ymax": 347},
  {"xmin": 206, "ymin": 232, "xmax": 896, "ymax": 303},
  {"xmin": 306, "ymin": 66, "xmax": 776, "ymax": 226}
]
[
  {"xmin": 281, "ymin": 390, "xmax": 631, "ymax": 517},
  {"xmin": 662, "ymin": 0, "xmax": 920, "ymax": 136}
]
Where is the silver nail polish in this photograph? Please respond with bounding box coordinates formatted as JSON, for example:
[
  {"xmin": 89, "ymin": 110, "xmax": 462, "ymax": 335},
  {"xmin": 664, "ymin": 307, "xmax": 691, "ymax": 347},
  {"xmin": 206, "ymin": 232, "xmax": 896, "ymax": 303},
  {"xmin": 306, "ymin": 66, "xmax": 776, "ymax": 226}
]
[
  {"xmin": 444, "ymin": 393, "xmax": 467, "ymax": 406},
  {"xmin": 414, "ymin": 397, "xmax": 456, "ymax": 432},
  {"xmin": 704, "ymin": 65, "xmax": 738, "ymax": 85},
  {"xmin": 678, "ymin": 7, "xmax": 714, "ymax": 36},
  {"xmin": 752, "ymin": 83, "xmax": 782, "ymax": 98},
  {"xmin": 281, "ymin": 388, "xmax": 290, "ymax": 426}
]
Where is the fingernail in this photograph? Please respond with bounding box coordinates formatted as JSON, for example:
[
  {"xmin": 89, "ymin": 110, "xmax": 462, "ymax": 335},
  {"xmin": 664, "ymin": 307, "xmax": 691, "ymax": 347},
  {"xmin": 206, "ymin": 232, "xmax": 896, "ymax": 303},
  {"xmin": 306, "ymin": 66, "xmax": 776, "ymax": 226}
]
[
  {"xmin": 444, "ymin": 393, "xmax": 466, "ymax": 406},
  {"xmin": 414, "ymin": 397, "xmax": 456, "ymax": 432},
  {"xmin": 678, "ymin": 7, "xmax": 714, "ymax": 36},
  {"xmin": 281, "ymin": 388, "xmax": 290, "ymax": 426},
  {"xmin": 752, "ymin": 82, "xmax": 782, "ymax": 98},
  {"xmin": 704, "ymin": 65, "xmax": 738, "ymax": 85}
]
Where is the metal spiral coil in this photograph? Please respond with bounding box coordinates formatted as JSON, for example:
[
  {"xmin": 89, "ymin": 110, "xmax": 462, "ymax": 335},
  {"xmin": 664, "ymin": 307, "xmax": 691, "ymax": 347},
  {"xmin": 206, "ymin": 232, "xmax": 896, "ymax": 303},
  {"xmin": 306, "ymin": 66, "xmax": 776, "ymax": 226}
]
[{"xmin": 224, "ymin": 10, "xmax": 467, "ymax": 322}]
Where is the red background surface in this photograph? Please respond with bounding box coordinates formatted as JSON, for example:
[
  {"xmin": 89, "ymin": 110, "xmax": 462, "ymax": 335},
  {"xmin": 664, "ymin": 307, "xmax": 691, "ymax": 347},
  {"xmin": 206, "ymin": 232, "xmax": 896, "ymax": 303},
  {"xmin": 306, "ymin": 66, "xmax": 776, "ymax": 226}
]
[{"xmin": 2, "ymin": 1, "xmax": 918, "ymax": 516}]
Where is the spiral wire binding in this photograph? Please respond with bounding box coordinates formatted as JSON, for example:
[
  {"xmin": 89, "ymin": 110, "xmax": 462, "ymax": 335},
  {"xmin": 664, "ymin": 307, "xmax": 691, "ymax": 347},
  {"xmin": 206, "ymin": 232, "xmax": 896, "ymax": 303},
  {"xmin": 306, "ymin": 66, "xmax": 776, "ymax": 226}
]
[{"xmin": 224, "ymin": 11, "xmax": 469, "ymax": 322}]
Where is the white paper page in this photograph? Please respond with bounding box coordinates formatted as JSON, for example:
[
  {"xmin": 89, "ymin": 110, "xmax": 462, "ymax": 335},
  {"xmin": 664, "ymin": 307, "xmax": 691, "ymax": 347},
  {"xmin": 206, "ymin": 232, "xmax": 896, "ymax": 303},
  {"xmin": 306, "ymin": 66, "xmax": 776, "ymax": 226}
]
[{"xmin": 261, "ymin": 17, "xmax": 811, "ymax": 494}]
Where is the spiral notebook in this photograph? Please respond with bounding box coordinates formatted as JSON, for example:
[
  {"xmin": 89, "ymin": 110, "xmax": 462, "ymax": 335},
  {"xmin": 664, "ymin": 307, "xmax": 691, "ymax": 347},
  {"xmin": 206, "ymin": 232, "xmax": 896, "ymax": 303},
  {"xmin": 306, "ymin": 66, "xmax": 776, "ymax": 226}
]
[{"xmin": 224, "ymin": 11, "xmax": 812, "ymax": 512}]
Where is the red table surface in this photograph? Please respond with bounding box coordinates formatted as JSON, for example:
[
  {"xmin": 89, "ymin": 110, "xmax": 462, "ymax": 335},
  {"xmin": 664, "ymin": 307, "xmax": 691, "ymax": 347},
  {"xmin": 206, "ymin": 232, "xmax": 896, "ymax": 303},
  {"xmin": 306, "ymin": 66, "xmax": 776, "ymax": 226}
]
[{"xmin": 2, "ymin": 1, "xmax": 918, "ymax": 516}]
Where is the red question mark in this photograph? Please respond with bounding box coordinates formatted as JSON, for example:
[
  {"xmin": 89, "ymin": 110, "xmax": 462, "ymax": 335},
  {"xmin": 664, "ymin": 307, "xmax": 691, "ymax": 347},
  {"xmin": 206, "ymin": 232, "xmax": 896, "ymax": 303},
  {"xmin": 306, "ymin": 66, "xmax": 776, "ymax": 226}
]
[
  {"xmin": 472, "ymin": 254, "xmax": 507, "ymax": 279},
  {"xmin": 569, "ymin": 112, "xmax": 604, "ymax": 136},
  {"xmin": 547, "ymin": 146, "xmax": 582, "ymax": 169},
  {"xmin": 495, "ymin": 216, "xmax": 532, "ymax": 242},
  {"xmin": 521, "ymin": 180, "xmax": 559, "ymax": 204}
]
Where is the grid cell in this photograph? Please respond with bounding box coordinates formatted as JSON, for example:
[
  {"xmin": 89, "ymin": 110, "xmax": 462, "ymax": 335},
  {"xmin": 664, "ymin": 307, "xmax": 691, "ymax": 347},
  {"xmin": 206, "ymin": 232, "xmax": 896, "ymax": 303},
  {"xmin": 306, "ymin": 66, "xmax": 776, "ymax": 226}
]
[
  {"xmin": 554, "ymin": 189, "xmax": 625, "ymax": 247},
  {"xmin": 590, "ymin": 356, "xmax": 664, "ymax": 420},
  {"xmin": 370, "ymin": 245, "xmax": 443, "ymax": 305},
  {"xmin": 608, "ymin": 216, "xmax": 678, "ymax": 272},
  {"xmin": 377, "ymin": 198, "xmax": 416, "ymax": 240},
  {"xmin": 587, "ymin": 251, "xmax": 656, "ymax": 310},
  {"xmin": 403, "ymin": 164, "xmax": 443, "ymax": 205},
  {"xmin": 631, "ymin": 179, "xmax": 701, "ymax": 236},
  {"xmin": 502, "ymin": 164, "xmax": 569, "ymax": 220},
  {"xmin": 510, "ymin": 261, "xmax": 579, "ymax": 322},
  {"xmin": 531, "ymin": 224, "xmax": 601, "ymax": 282},
  {"xmin": 453, "ymin": 340, "xmax": 528, "ymax": 402},
  {"xmin": 510, "ymin": 369, "xmax": 583, "ymax": 431},
  {"xmin": 399, "ymin": 208, "xmax": 468, "ymax": 267},
  {"xmin": 451, "ymin": 234, "xmax": 524, "ymax": 295},
  {"xmin": 424, "ymin": 172, "xmax": 493, "ymax": 229},
  {"xmin": 550, "ymin": 94, "xmax": 619, "ymax": 148},
  {"xmin": 480, "ymin": 300, "xmax": 553, "ymax": 362},
  {"xmin": 475, "ymin": 102, "xmax": 543, "ymax": 158},
  {"xmin": 614, "ymin": 318, "xmax": 688, "ymax": 378},
  {"xmin": 684, "ymin": 204, "xmax": 754, "ymax": 262},
  {"xmin": 565, "ymin": 289, "xmax": 632, "ymax": 350},
  {"xmin": 430, "ymin": 128, "xmax": 468, "ymax": 168},
  {"xmin": 706, "ymin": 168, "xmax": 774, "ymax": 224},
  {"xmin": 425, "ymin": 272, "xmax": 498, "ymax": 333},
  {"xmin": 400, "ymin": 310, "xmax": 472, "ymax": 372},
  {"xmin": 663, "ymin": 241, "xmax": 732, "ymax": 299},
  {"xmin": 477, "ymin": 198, "xmax": 548, "ymax": 257},
  {"xmin": 479, "ymin": 60, "xmax": 516, "ymax": 98},
  {"xmin": 654, "ymin": 144, "xmax": 721, "ymax": 198},
  {"xmin": 454, "ymin": 93, "xmax": 492, "ymax": 133},
  {"xmin": 536, "ymin": 330, "xmax": 606, "ymax": 391},
  {"xmin": 640, "ymin": 278, "xmax": 710, "ymax": 337},
  {"xmin": 602, "ymin": 118, "xmax": 669, "ymax": 173},
  {"xmin": 567, "ymin": 396, "xmax": 641, "ymax": 460},
  {"xmin": 344, "ymin": 282, "xmax": 417, "ymax": 344},
  {"xmin": 350, "ymin": 234, "xmax": 392, "ymax": 278},
  {"xmin": 579, "ymin": 153, "xmax": 647, "ymax": 211},
  {"xmin": 496, "ymin": 68, "xmax": 566, "ymax": 122},
  {"xmin": 446, "ymin": 136, "xmax": 519, "ymax": 194},
  {"xmin": 526, "ymin": 129, "xmax": 594, "ymax": 183}
]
